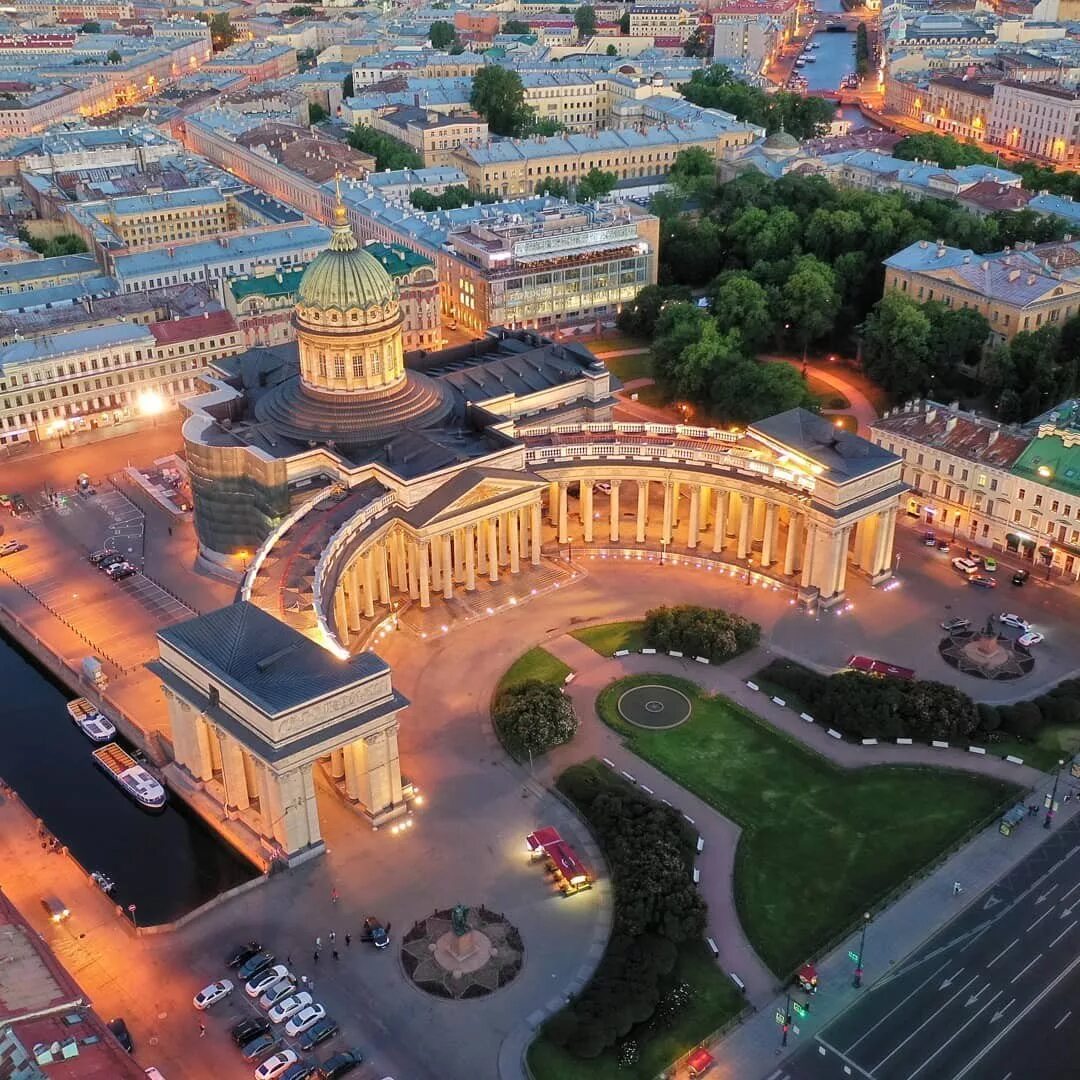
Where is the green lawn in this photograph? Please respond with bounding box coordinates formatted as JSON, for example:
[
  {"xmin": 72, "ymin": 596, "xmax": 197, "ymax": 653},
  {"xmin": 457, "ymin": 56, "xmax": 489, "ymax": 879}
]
[
  {"xmin": 584, "ymin": 333, "xmax": 649, "ymax": 355},
  {"xmin": 571, "ymin": 620, "xmax": 647, "ymax": 656},
  {"xmin": 634, "ymin": 383, "xmax": 671, "ymax": 409},
  {"xmin": 497, "ymin": 646, "xmax": 570, "ymax": 694},
  {"xmin": 598, "ymin": 674, "xmax": 1017, "ymax": 977},
  {"xmin": 527, "ymin": 940, "xmax": 744, "ymax": 1080},
  {"xmin": 806, "ymin": 375, "xmax": 850, "ymax": 411},
  {"xmin": 602, "ymin": 350, "xmax": 653, "ymax": 384},
  {"xmin": 988, "ymin": 726, "xmax": 1080, "ymax": 773}
]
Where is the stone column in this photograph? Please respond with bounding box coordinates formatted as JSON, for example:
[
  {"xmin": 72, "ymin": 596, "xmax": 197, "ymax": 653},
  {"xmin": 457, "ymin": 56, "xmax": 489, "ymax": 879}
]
[
  {"xmin": 519, "ymin": 506, "xmax": 529, "ymax": 560},
  {"xmin": 345, "ymin": 564, "xmax": 362, "ymax": 634},
  {"xmin": 610, "ymin": 480, "xmax": 621, "ymax": 542},
  {"xmin": 712, "ymin": 489, "xmax": 727, "ymax": 553},
  {"xmin": 636, "ymin": 479, "xmax": 648, "ymax": 542},
  {"xmin": 671, "ymin": 479, "xmax": 681, "ymax": 526},
  {"xmin": 548, "ymin": 480, "xmax": 559, "ymax": 525},
  {"xmin": 752, "ymin": 496, "xmax": 766, "ymax": 545},
  {"xmin": 208, "ymin": 727, "xmax": 223, "ymax": 773},
  {"xmin": 392, "ymin": 532, "xmax": 406, "ymax": 591},
  {"xmin": 220, "ymin": 735, "xmax": 250, "ymax": 811},
  {"xmin": 784, "ymin": 512, "xmax": 803, "ymax": 576},
  {"xmin": 362, "ymin": 552, "xmax": 376, "ymax": 617},
  {"xmin": 661, "ymin": 481, "xmax": 674, "ymax": 544},
  {"xmin": 762, "ymin": 502, "xmax": 779, "ymax": 567},
  {"xmin": 476, "ymin": 515, "xmax": 487, "ymax": 569},
  {"xmin": 300, "ymin": 764, "xmax": 321, "ymax": 849},
  {"xmin": 343, "ymin": 741, "xmax": 361, "ymax": 801},
  {"xmin": 255, "ymin": 764, "xmax": 275, "ymax": 837},
  {"xmin": 509, "ymin": 509, "xmax": 521, "ymax": 573},
  {"xmin": 430, "ymin": 532, "xmax": 442, "ymax": 591},
  {"xmin": 418, "ymin": 540, "xmax": 431, "ymax": 609},
  {"xmin": 737, "ymin": 494, "xmax": 753, "ymax": 559},
  {"xmin": 687, "ymin": 485, "xmax": 700, "ymax": 549},
  {"xmin": 531, "ymin": 501, "xmax": 542, "ymax": 566},
  {"xmin": 330, "ymin": 748, "xmax": 345, "ymax": 780},
  {"xmin": 192, "ymin": 714, "xmax": 214, "ymax": 782},
  {"xmin": 879, "ymin": 507, "xmax": 898, "ymax": 575},
  {"xmin": 581, "ymin": 480, "xmax": 594, "ymax": 543},
  {"xmin": 700, "ymin": 485, "xmax": 712, "ymax": 529},
  {"xmin": 465, "ymin": 523, "xmax": 477, "ymax": 590},
  {"xmin": 487, "ymin": 517, "xmax": 499, "ymax": 582},
  {"xmin": 333, "ymin": 585, "xmax": 348, "ymax": 641},
  {"xmin": 406, "ymin": 539, "xmax": 420, "ymax": 600},
  {"xmin": 557, "ymin": 482, "xmax": 569, "ymax": 545},
  {"xmin": 442, "ymin": 534, "xmax": 454, "ymax": 598},
  {"xmin": 801, "ymin": 523, "xmax": 818, "ymax": 590},
  {"xmin": 726, "ymin": 490, "xmax": 740, "ymax": 538},
  {"xmin": 498, "ymin": 512, "xmax": 510, "ymax": 565},
  {"xmin": 835, "ymin": 526, "xmax": 852, "ymax": 595},
  {"xmin": 376, "ymin": 543, "xmax": 390, "ymax": 605},
  {"xmin": 350, "ymin": 728, "xmax": 402, "ymax": 816}
]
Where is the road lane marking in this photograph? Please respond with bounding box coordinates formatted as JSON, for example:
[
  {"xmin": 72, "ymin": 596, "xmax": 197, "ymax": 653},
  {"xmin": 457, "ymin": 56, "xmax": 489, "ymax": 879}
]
[
  {"xmin": 986, "ymin": 939, "xmax": 1018, "ymax": 969},
  {"xmin": 904, "ymin": 990, "xmax": 1002, "ymax": 1080},
  {"xmin": 815, "ymin": 1039, "xmax": 877, "ymax": 1080},
  {"xmin": 950, "ymin": 953, "xmax": 1080, "ymax": 1079},
  {"xmin": 1026, "ymin": 908, "xmax": 1054, "ymax": 932},
  {"xmin": 1049, "ymin": 921, "xmax": 1076, "ymax": 949},
  {"xmin": 1060, "ymin": 880, "xmax": 1080, "ymax": 902},
  {"xmin": 1054, "ymin": 1010, "xmax": 1072, "ymax": 1030},
  {"xmin": 990, "ymin": 998, "xmax": 1014, "ymax": 1024},
  {"xmin": 964, "ymin": 984, "xmax": 989, "ymax": 1007},
  {"xmin": 844, "ymin": 961, "xmax": 952, "ymax": 1054},
  {"xmin": 939, "ymin": 968, "xmax": 965, "ymax": 990},
  {"xmin": 870, "ymin": 975, "xmax": 979, "ymax": 1071},
  {"xmin": 1009, "ymin": 953, "xmax": 1043, "ymax": 984},
  {"xmin": 1035, "ymin": 885, "xmax": 1058, "ymax": 904}
]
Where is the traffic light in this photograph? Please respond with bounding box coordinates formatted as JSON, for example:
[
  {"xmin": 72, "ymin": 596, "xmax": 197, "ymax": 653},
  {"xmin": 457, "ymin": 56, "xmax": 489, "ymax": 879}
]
[{"xmin": 793, "ymin": 1001, "xmax": 808, "ymax": 1019}]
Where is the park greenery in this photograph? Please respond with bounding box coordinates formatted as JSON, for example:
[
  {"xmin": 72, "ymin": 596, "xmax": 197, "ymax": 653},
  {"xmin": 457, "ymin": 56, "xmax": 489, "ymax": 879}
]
[
  {"xmin": 544, "ymin": 762, "xmax": 712, "ymax": 1060},
  {"xmin": 470, "ymin": 66, "xmax": 565, "ymax": 137},
  {"xmin": 618, "ymin": 11, "xmax": 630, "ymax": 33},
  {"xmin": 854, "ymin": 23, "xmax": 870, "ymax": 78},
  {"xmin": 596, "ymin": 673, "xmax": 1016, "ymax": 975},
  {"xmin": 79, "ymin": 20, "xmax": 100, "ymax": 32},
  {"xmin": 571, "ymin": 620, "xmax": 648, "ymax": 656},
  {"xmin": 346, "ymin": 124, "xmax": 423, "ymax": 170},
  {"xmin": 308, "ymin": 102, "xmax": 328, "ymax": 124},
  {"xmin": 18, "ymin": 230, "xmax": 88, "ymax": 259},
  {"xmin": 683, "ymin": 26, "xmax": 710, "ymax": 58},
  {"xmin": 502, "ymin": 18, "xmax": 531, "ymax": 34},
  {"xmin": 536, "ymin": 167, "xmax": 617, "ymax": 201},
  {"xmin": 679, "ymin": 65, "xmax": 837, "ymax": 141},
  {"xmin": 497, "ymin": 646, "xmax": 570, "ymax": 695},
  {"xmin": 644, "ymin": 605, "xmax": 760, "ymax": 662},
  {"xmin": 409, "ymin": 184, "xmax": 495, "ymax": 211},
  {"xmin": 493, "ymin": 680, "xmax": 578, "ymax": 760},
  {"xmin": 428, "ymin": 19, "xmax": 460, "ymax": 51},
  {"xmin": 574, "ymin": 3, "xmax": 597, "ymax": 38}
]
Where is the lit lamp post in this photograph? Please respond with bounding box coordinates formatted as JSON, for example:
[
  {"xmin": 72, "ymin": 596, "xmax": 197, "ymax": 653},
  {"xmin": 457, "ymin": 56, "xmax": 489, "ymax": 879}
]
[
  {"xmin": 1045, "ymin": 758, "xmax": 1065, "ymax": 830},
  {"xmin": 852, "ymin": 911, "xmax": 870, "ymax": 988},
  {"xmin": 137, "ymin": 389, "xmax": 167, "ymax": 428},
  {"xmin": 50, "ymin": 420, "xmax": 66, "ymax": 449}
]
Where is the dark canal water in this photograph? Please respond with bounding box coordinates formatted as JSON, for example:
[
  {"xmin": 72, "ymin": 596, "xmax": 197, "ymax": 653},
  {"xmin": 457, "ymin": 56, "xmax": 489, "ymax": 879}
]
[{"xmin": 1, "ymin": 629, "xmax": 257, "ymax": 924}]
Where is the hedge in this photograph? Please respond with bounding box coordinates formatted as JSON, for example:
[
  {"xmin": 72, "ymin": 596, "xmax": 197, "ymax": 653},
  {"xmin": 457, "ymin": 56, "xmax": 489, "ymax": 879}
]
[
  {"xmin": 493, "ymin": 680, "xmax": 577, "ymax": 760},
  {"xmin": 545, "ymin": 763, "xmax": 706, "ymax": 1060},
  {"xmin": 645, "ymin": 604, "xmax": 760, "ymax": 662}
]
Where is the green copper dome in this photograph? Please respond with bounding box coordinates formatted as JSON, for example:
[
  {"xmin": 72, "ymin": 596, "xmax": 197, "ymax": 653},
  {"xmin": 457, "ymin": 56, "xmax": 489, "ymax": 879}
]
[{"xmin": 297, "ymin": 205, "xmax": 398, "ymax": 313}]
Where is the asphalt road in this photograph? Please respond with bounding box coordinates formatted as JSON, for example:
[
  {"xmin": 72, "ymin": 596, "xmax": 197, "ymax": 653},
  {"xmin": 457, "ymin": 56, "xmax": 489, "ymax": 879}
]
[{"xmin": 778, "ymin": 811, "xmax": 1080, "ymax": 1080}]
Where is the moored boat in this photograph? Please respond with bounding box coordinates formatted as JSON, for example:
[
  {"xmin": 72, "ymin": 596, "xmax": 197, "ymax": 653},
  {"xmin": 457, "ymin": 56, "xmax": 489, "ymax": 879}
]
[
  {"xmin": 92, "ymin": 743, "xmax": 166, "ymax": 810},
  {"xmin": 90, "ymin": 870, "xmax": 116, "ymax": 895},
  {"xmin": 67, "ymin": 698, "xmax": 116, "ymax": 743}
]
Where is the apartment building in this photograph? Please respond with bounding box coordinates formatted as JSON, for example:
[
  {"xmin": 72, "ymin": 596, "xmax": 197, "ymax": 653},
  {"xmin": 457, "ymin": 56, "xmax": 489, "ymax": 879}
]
[
  {"xmin": 871, "ymin": 398, "xmax": 1080, "ymax": 578},
  {"xmin": 883, "ymin": 239, "xmax": 1080, "ymax": 343},
  {"xmin": 988, "ymin": 80, "xmax": 1080, "ymax": 164},
  {"xmin": 0, "ymin": 310, "xmax": 242, "ymax": 446},
  {"xmin": 372, "ymin": 105, "xmax": 489, "ymax": 167},
  {"xmin": 205, "ymin": 42, "xmax": 299, "ymax": 84},
  {"xmin": 628, "ymin": 3, "xmax": 699, "ymax": 42}
]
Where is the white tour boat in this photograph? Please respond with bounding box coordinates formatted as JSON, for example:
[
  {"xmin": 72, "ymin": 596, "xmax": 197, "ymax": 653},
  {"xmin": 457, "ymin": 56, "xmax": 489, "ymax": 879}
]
[
  {"xmin": 92, "ymin": 743, "xmax": 167, "ymax": 810},
  {"xmin": 67, "ymin": 698, "xmax": 116, "ymax": 743}
]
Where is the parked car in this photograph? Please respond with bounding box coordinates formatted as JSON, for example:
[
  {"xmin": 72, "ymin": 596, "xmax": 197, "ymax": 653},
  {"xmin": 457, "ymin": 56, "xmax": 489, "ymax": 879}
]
[
  {"xmin": 88, "ymin": 549, "xmax": 117, "ymax": 565},
  {"xmin": 298, "ymin": 1016, "xmax": 338, "ymax": 1050},
  {"xmin": 281, "ymin": 1064, "xmax": 318, "ymax": 1080},
  {"xmin": 319, "ymin": 1050, "xmax": 364, "ymax": 1079},
  {"xmin": 268, "ymin": 991, "xmax": 312, "ymax": 1024},
  {"xmin": 96, "ymin": 552, "xmax": 126, "ymax": 570},
  {"xmin": 0, "ymin": 539, "xmax": 26, "ymax": 557},
  {"xmin": 362, "ymin": 916, "xmax": 390, "ymax": 948},
  {"xmin": 193, "ymin": 979, "xmax": 234, "ymax": 1010},
  {"xmin": 952, "ymin": 557, "xmax": 978, "ymax": 575},
  {"xmin": 923, "ymin": 531, "xmax": 937, "ymax": 546},
  {"xmin": 260, "ymin": 979, "xmax": 297, "ymax": 1011},
  {"xmin": 254, "ymin": 1050, "xmax": 299, "ymax": 1080},
  {"xmin": 108, "ymin": 1018, "xmax": 134, "ymax": 1054},
  {"xmin": 226, "ymin": 941, "xmax": 262, "ymax": 968},
  {"xmin": 246, "ymin": 965, "xmax": 291, "ymax": 999},
  {"xmin": 1018, "ymin": 631, "xmax": 1044, "ymax": 647},
  {"xmin": 983, "ymin": 556, "xmax": 998, "ymax": 571},
  {"xmin": 144, "ymin": 1069, "xmax": 166, "ymax": 1080},
  {"xmin": 940, "ymin": 617, "xmax": 971, "ymax": 632},
  {"xmin": 285, "ymin": 1004, "xmax": 326, "ymax": 1038},
  {"xmin": 106, "ymin": 563, "xmax": 137, "ymax": 580},
  {"xmin": 231, "ymin": 1017, "xmax": 271, "ymax": 1047},
  {"xmin": 937, "ymin": 539, "xmax": 950, "ymax": 552},
  {"xmin": 969, "ymin": 575, "xmax": 997, "ymax": 589},
  {"xmin": 240, "ymin": 1032, "xmax": 280, "ymax": 1062},
  {"xmin": 1012, "ymin": 569, "xmax": 1030, "ymax": 586},
  {"xmin": 238, "ymin": 951, "xmax": 276, "ymax": 982},
  {"xmin": 999, "ymin": 613, "xmax": 1031, "ymax": 631}
]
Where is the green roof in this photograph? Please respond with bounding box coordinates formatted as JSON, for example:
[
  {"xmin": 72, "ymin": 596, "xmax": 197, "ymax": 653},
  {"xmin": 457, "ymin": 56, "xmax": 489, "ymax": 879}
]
[
  {"xmin": 1011, "ymin": 432, "xmax": 1080, "ymax": 496},
  {"xmin": 363, "ymin": 242, "xmax": 433, "ymax": 280},
  {"xmin": 228, "ymin": 267, "xmax": 305, "ymax": 302}
]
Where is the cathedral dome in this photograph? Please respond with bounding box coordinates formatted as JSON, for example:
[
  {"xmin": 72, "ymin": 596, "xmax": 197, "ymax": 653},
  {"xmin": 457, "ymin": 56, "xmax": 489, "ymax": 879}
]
[{"xmin": 296, "ymin": 203, "xmax": 398, "ymax": 314}]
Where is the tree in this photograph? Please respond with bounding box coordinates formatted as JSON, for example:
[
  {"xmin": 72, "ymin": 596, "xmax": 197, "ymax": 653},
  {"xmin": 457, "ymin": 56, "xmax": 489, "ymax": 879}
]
[
  {"xmin": 19, "ymin": 231, "xmax": 88, "ymax": 259},
  {"xmin": 652, "ymin": 302, "xmax": 708, "ymax": 387},
  {"xmin": 308, "ymin": 101, "xmax": 328, "ymax": 124},
  {"xmin": 429, "ymin": 20, "xmax": 457, "ymax": 50},
  {"xmin": 493, "ymin": 681, "xmax": 578, "ymax": 759},
  {"xmin": 619, "ymin": 10, "xmax": 630, "ymax": 33},
  {"xmin": 287, "ymin": 4, "xmax": 315, "ymax": 14},
  {"xmin": 860, "ymin": 292, "xmax": 933, "ymax": 399},
  {"xmin": 683, "ymin": 26, "xmax": 709, "ymax": 58},
  {"xmin": 209, "ymin": 13, "xmax": 237, "ymax": 50},
  {"xmin": 711, "ymin": 356, "xmax": 814, "ymax": 424},
  {"xmin": 79, "ymin": 20, "xmax": 101, "ymax": 32},
  {"xmin": 470, "ymin": 66, "xmax": 530, "ymax": 136},
  {"xmin": 669, "ymin": 146, "xmax": 714, "ymax": 199},
  {"xmin": 606, "ymin": 43, "xmax": 618, "ymax": 55},
  {"xmin": 342, "ymin": 72, "xmax": 354, "ymax": 98},
  {"xmin": 893, "ymin": 133, "xmax": 995, "ymax": 170},
  {"xmin": 535, "ymin": 176, "xmax": 570, "ymax": 198},
  {"xmin": 346, "ymin": 124, "xmax": 422, "ymax": 170},
  {"xmin": 782, "ymin": 255, "xmax": 838, "ymax": 359},
  {"xmin": 645, "ymin": 605, "xmax": 761, "ymax": 661},
  {"xmin": 672, "ymin": 320, "xmax": 744, "ymax": 398},
  {"xmin": 574, "ymin": 4, "xmax": 597, "ymax": 37},
  {"xmin": 106, "ymin": 48, "xmax": 122, "ymax": 64},
  {"xmin": 616, "ymin": 284, "xmax": 693, "ymax": 337},
  {"xmin": 502, "ymin": 18, "xmax": 530, "ymax": 34},
  {"xmin": 708, "ymin": 272, "xmax": 773, "ymax": 351},
  {"xmin": 576, "ymin": 167, "xmax": 617, "ymax": 200}
]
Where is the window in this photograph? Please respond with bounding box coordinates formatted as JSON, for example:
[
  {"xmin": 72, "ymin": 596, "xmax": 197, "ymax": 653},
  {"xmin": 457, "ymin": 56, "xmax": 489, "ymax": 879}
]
[
  {"xmin": 352, "ymin": 355, "xmax": 363, "ymax": 378},
  {"xmin": 1035, "ymin": 494, "xmax": 1043, "ymax": 508}
]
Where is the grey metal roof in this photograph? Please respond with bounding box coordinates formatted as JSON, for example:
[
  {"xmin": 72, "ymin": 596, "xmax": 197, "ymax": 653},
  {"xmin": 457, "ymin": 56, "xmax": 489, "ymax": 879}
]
[
  {"xmin": 750, "ymin": 408, "xmax": 899, "ymax": 482},
  {"xmin": 157, "ymin": 601, "xmax": 387, "ymax": 716}
]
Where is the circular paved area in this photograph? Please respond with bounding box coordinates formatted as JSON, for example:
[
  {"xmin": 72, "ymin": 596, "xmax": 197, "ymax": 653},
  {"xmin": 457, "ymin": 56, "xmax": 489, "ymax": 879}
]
[{"xmin": 617, "ymin": 683, "xmax": 692, "ymax": 729}]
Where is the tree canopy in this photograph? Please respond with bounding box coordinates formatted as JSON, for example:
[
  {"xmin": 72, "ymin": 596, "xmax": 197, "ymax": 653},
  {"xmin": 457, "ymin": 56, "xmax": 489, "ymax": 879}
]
[
  {"xmin": 577, "ymin": 167, "xmax": 617, "ymax": 200},
  {"xmin": 574, "ymin": 4, "xmax": 597, "ymax": 37},
  {"xmin": 428, "ymin": 19, "xmax": 458, "ymax": 50},
  {"xmin": 502, "ymin": 18, "xmax": 530, "ymax": 34},
  {"xmin": 470, "ymin": 66, "xmax": 530, "ymax": 136},
  {"xmin": 346, "ymin": 124, "xmax": 422, "ymax": 170}
]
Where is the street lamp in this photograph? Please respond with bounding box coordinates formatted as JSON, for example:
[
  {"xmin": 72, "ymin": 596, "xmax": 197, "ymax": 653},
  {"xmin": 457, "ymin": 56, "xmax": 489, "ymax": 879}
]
[
  {"xmin": 852, "ymin": 911, "xmax": 870, "ymax": 988},
  {"xmin": 1045, "ymin": 758, "xmax": 1065, "ymax": 829},
  {"xmin": 50, "ymin": 419, "xmax": 66, "ymax": 449},
  {"xmin": 137, "ymin": 389, "xmax": 167, "ymax": 427},
  {"xmin": 779, "ymin": 990, "xmax": 792, "ymax": 1049}
]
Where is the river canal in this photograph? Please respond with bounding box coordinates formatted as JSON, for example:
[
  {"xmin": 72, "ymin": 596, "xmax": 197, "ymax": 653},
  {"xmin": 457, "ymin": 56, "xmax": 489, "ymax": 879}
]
[{"xmin": 1, "ymin": 628, "xmax": 257, "ymax": 924}]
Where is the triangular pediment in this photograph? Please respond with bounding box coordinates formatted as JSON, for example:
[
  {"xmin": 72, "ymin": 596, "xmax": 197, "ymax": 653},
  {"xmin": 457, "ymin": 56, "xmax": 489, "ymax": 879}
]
[{"xmin": 406, "ymin": 466, "xmax": 546, "ymax": 530}]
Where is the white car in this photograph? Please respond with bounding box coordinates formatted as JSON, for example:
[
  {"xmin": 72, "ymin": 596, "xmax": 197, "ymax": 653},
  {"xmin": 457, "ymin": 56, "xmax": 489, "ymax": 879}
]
[
  {"xmin": 999, "ymin": 612, "xmax": 1031, "ymax": 631},
  {"xmin": 192, "ymin": 979, "xmax": 233, "ymax": 1010},
  {"xmin": 285, "ymin": 1003, "xmax": 326, "ymax": 1038},
  {"xmin": 254, "ymin": 1050, "xmax": 299, "ymax": 1080},
  {"xmin": 952, "ymin": 557, "xmax": 978, "ymax": 575},
  {"xmin": 268, "ymin": 990, "xmax": 311, "ymax": 1024},
  {"xmin": 245, "ymin": 964, "xmax": 291, "ymax": 998},
  {"xmin": 1018, "ymin": 630, "xmax": 1044, "ymax": 647},
  {"xmin": 259, "ymin": 978, "xmax": 297, "ymax": 1011}
]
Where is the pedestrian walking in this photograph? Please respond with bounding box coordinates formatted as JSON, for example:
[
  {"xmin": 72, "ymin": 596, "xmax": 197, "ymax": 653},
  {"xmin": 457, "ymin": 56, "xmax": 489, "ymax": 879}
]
[
  {"xmin": 953, "ymin": 881, "xmax": 963, "ymax": 895},
  {"xmin": 345, "ymin": 933, "xmax": 351, "ymax": 947},
  {"xmin": 329, "ymin": 930, "xmax": 336, "ymax": 944},
  {"xmin": 332, "ymin": 949, "xmax": 339, "ymax": 961},
  {"xmin": 286, "ymin": 954, "xmax": 292, "ymax": 966},
  {"xmin": 300, "ymin": 975, "xmax": 308, "ymax": 987},
  {"xmin": 313, "ymin": 950, "xmax": 319, "ymax": 964},
  {"xmin": 331, "ymin": 887, "xmax": 339, "ymax": 904},
  {"xmin": 199, "ymin": 1023, "xmax": 206, "ymax": 1038},
  {"xmin": 315, "ymin": 935, "xmax": 322, "ymax": 949}
]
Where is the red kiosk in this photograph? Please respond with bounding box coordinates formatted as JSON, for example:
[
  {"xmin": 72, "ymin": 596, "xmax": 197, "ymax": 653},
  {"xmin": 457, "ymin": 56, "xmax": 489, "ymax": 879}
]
[{"xmin": 526, "ymin": 827, "xmax": 592, "ymax": 896}]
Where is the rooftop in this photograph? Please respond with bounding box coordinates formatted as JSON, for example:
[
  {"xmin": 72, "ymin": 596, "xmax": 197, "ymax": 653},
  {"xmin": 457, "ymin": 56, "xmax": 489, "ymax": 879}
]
[
  {"xmin": 872, "ymin": 401, "xmax": 1029, "ymax": 469},
  {"xmin": 149, "ymin": 309, "xmax": 238, "ymax": 346}
]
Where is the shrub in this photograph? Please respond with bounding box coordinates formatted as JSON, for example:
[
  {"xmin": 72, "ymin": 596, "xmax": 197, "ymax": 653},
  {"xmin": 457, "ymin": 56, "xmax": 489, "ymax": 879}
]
[
  {"xmin": 546, "ymin": 763, "xmax": 706, "ymax": 1059},
  {"xmin": 756, "ymin": 656, "xmax": 828, "ymax": 701},
  {"xmin": 976, "ymin": 702, "xmax": 1001, "ymax": 733},
  {"xmin": 493, "ymin": 680, "xmax": 577, "ymax": 759},
  {"xmin": 1001, "ymin": 701, "xmax": 1043, "ymax": 740},
  {"xmin": 644, "ymin": 604, "xmax": 760, "ymax": 662},
  {"xmin": 1042, "ymin": 695, "xmax": 1080, "ymax": 727}
]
